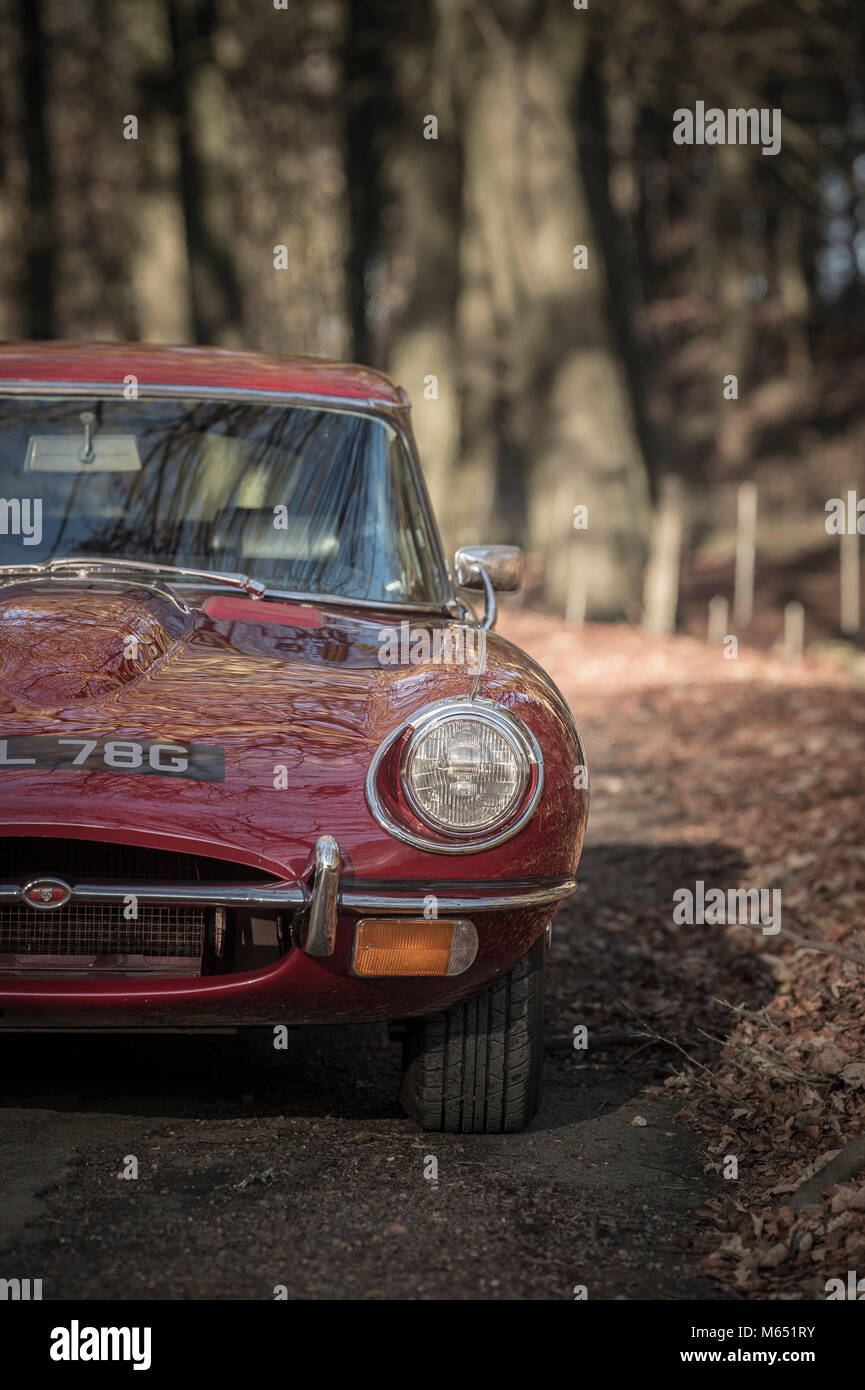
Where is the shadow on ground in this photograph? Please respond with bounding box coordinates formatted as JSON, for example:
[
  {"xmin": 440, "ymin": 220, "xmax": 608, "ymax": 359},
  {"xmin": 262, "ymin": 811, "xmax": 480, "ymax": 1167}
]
[{"xmin": 0, "ymin": 838, "xmax": 770, "ymax": 1299}]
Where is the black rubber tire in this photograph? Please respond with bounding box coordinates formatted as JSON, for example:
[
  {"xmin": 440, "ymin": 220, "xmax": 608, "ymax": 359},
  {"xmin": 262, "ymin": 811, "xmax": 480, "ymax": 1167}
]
[{"xmin": 399, "ymin": 932, "xmax": 546, "ymax": 1133}]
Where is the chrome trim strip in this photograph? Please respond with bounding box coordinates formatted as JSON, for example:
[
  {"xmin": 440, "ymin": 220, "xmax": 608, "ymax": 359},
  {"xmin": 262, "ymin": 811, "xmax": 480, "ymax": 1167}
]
[
  {"xmin": 0, "ymin": 571, "xmax": 457, "ymax": 618},
  {"xmin": 0, "ymin": 557, "xmax": 267, "ymax": 598},
  {"xmin": 364, "ymin": 697, "xmax": 545, "ymax": 854},
  {"xmin": 342, "ymin": 878, "xmax": 574, "ymax": 913},
  {"xmin": 0, "ymin": 381, "xmax": 407, "ymax": 410},
  {"xmin": 220, "ymin": 586, "xmax": 457, "ymax": 616},
  {"xmin": 303, "ymin": 835, "xmax": 340, "ymax": 956},
  {"xmin": 0, "ymin": 872, "xmax": 573, "ymax": 915},
  {"xmin": 474, "ymin": 562, "xmax": 497, "ymax": 631},
  {"xmin": 0, "ymin": 881, "xmax": 306, "ymax": 907},
  {"xmin": 469, "ymin": 624, "xmax": 487, "ymax": 700}
]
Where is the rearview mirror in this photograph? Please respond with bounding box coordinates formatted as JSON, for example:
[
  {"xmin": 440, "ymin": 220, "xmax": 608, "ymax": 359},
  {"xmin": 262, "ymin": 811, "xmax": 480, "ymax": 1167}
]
[
  {"xmin": 454, "ymin": 545, "xmax": 523, "ymax": 593},
  {"xmin": 25, "ymin": 434, "xmax": 142, "ymax": 474}
]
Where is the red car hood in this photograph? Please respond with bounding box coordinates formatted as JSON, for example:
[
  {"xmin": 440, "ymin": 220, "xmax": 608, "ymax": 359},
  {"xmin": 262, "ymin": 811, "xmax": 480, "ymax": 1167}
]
[
  {"xmin": 0, "ymin": 582, "xmax": 188, "ymax": 709},
  {"xmin": 0, "ymin": 579, "xmax": 576, "ymax": 880}
]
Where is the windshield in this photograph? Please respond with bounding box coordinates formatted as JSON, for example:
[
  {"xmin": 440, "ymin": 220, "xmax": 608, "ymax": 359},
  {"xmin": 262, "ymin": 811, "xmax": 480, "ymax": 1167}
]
[{"xmin": 0, "ymin": 395, "xmax": 447, "ymax": 604}]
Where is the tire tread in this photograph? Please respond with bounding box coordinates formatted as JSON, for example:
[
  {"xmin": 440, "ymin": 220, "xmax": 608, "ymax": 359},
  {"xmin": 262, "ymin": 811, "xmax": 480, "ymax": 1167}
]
[{"xmin": 400, "ymin": 934, "xmax": 545, "ymax": 1134}]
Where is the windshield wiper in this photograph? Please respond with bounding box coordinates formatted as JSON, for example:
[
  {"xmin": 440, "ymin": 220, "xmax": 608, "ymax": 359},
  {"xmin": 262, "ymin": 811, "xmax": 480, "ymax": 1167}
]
[{"xmin": 0, "ymin": 557, "xmax": 267, "ymax": 598}]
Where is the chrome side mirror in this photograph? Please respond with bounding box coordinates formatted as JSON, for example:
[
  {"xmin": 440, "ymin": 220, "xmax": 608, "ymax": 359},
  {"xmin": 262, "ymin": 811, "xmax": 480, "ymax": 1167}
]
[
  {"xmin": 453, "ymin": 545, "xmax": 523, "ymax": 629},
  {"xmin": 454, "ymin": 545, "xmax": 523, "ymax": 592}
]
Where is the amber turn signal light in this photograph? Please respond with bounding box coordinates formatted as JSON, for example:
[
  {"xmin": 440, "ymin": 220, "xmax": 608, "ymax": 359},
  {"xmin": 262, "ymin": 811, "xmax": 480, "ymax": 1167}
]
[{"xmin": 352, "ymin": 918, "xmax": 478, "ymax": 977}]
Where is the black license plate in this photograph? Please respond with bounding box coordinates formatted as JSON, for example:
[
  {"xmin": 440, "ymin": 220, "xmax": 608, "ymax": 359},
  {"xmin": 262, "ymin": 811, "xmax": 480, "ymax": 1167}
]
[{"xmin": 0, "ymin": 735, "xmax": 225, "ymax": 784}]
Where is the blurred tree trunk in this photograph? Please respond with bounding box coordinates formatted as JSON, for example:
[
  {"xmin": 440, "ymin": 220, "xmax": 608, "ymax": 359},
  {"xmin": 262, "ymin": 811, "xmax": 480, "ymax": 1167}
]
[
  {"xmin": 715, "ymin": 143, "xmax": 756, "ymax": 471},
  {"xmin": 0, "ymin": 4, "xmax": 17, "ymax": 338},
  {"xmin": 447, "ymin": 0, "xmax": 651, "ymax": 618},
  {"xmin": 343, "ymin": 0, "xmax": 400, "ymax": 364},
  {"xmin": 776, "ymin": 205, "xmax": 811, "ymax": 382},
  {"xmin": 130, "ymin": 0, "xmax": 194, "ymax": 343},
  {"xmin": 224, "ymin": 0, "xmax": 349, "ymax": 358},
  {"xmin": 579, "ymin": 45, "xmax": 661, "ymax": 493},
  {"xmin": 387, "ymin": 0, "xmax": 463, "ymax": 531},
  {"xmin": 49, "ymin": 0, "xmax": 143, "ymax": 340},
  {"xmin": 18, "ymin": 0, "xmax": 55, "ymax": 338},
  {"xmin": 167, "ymin": 0, "xmax": 243, "ymax": 345}
]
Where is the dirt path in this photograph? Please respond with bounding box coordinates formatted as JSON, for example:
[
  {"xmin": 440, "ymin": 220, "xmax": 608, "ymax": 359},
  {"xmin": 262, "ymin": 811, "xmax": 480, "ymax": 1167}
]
[{"xmin": 0, "ymin": 1019, "xmax": 721, "ymax": 1300}]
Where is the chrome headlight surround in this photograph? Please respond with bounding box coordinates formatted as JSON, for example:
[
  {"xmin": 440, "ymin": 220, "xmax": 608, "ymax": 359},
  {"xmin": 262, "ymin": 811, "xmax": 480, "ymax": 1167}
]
[{"xmin": 365, "ymin": 698, "xmax": 544, "ymax": 854}]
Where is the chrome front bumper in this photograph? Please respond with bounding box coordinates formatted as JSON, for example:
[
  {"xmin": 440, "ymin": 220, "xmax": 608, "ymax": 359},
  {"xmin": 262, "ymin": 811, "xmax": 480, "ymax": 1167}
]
[{"xmin": 0, "ymin": 835, "xmax": 576, "ymax": 960}]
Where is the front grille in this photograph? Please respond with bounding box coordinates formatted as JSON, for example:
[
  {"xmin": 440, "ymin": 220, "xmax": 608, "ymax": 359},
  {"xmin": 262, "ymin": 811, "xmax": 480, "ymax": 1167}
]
[
  {"xmin": 0, "ymin": 839, "xmax": 290, "ymax": 979},
  {"xmin": 0, "ymin": 902, "xmax": 206, "ymax": 958},
  {"xmin": 0, "ymin": 838, "xmax": 276, "ymax": 883}
]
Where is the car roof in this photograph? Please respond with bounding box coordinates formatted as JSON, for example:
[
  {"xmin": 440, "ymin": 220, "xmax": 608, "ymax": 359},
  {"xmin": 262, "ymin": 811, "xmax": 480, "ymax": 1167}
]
[{"xmin": 0, "ymin": 342, "xmax": 409, "ymax": 408}]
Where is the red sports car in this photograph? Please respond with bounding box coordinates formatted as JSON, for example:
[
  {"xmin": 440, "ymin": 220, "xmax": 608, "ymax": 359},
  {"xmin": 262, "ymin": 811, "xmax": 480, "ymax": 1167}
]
[{"xmin": 0, "ymin": 343, "xmax": 588, "ymax": 1132}]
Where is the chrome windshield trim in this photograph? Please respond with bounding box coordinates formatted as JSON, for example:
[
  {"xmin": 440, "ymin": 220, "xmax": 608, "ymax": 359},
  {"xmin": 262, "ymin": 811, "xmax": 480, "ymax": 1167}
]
[
  {"xmin": 214, "ymin": 586, "xmax": 459, "ymax": 616},
  {"xmin": 0, "ymin": 570, "xmax": 458, "ymax": 617},
  {"xmin": 0, "ymin": 381, "xmax": 408, "ymax": 410}
]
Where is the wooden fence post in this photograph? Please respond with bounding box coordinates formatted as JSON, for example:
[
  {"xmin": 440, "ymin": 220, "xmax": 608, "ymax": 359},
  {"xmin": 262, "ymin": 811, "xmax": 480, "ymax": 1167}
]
[
  {"xmin": 733, "ymin": 481, "xmax": 757, "ymax": 626},
  {"xmin": 642, "ymin": 474, "xmax": 685, "ymax": 635},
  {"xmin": 840, "ymin": 488, "xmax": 860, "ymax": 636},
  {"xmin": 565, "ymin": 531, "xmax": 587, "ymax": 627},
  {"xmin": 707, "ymin": 595, "xmax": 728, "ymax": 644},
  {"xmin": 784, "ymin": 600, "xmax": 804, "ymax": 663}
]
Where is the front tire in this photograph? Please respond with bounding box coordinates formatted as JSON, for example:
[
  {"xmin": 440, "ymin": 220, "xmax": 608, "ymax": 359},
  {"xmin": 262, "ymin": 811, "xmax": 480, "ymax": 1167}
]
[{"xmin": 399, "ymin": 932, "xmax": 546, "ymax": 1133}]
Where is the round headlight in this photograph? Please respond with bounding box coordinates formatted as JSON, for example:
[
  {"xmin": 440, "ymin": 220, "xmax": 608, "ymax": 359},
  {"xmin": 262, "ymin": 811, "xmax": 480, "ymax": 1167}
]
[
  {"xmin": 365, "ymin": 698, "xmax": 545, "ymax": 853},
  {"xmin": 402, "ymin": 712, "xmax": 529, "ymax": 832}
]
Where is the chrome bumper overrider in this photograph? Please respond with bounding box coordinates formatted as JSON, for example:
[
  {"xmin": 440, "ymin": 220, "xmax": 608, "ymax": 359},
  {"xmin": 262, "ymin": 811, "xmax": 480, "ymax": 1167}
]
[{"xmin": 0, "ymin": 835, "xmax": 576, "ymax": 960}]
